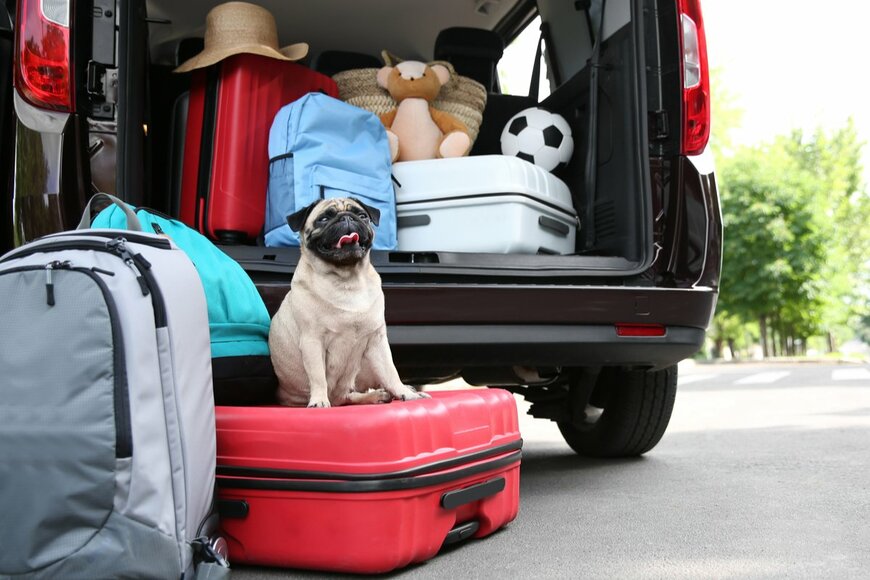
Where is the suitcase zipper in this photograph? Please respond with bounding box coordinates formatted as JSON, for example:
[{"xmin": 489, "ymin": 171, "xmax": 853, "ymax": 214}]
[
  {"xmin": 0, "ymin": 264, "xmax": 133, "ymax": 458},
  {"xmin": 216, "ymin": 439, "xmax": 523, "ymax": 494},
  {"xmin": 216, "ymin": 449, "xmax": 522, "ymax": 494}
]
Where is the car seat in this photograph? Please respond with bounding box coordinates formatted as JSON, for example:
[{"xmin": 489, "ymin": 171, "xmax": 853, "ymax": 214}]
[
  {"xmin": 433, "ymin": 27, "xmax": 504, "ymax": 92},
  {"xmin": 434, "ymin": 27, "xmax": 536, "ymax": 156},
  {"xmin": 312, "ymin": 50, "xmax": 382, "ymax": 77}
]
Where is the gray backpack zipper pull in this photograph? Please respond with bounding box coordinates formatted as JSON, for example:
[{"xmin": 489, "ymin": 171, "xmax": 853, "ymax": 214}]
[
  {"xmin": 45, "ymin": 260, "xmax": 71, "ymax": 306},
  {"xmin": 107, "ymin": 238, "xmax": 150, "ymax": 296}
]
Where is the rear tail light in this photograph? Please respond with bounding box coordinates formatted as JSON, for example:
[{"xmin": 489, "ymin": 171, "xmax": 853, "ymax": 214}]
[
  {"xmin": 616, "ymin": 324, "xmax": 667, "ymax": 337},
  {"xmin": 677, "ymin": 0, "xmax": 710, "ymax": 155},
  {"xmin": 14, "ymin": 0, "xmax": 74, "ymax": 111}
]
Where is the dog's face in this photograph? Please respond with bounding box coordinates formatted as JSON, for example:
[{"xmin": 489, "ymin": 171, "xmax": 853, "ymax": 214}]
[{"xmin": 286, "ymin": 197, "xmax": 380, "ymax": 266}]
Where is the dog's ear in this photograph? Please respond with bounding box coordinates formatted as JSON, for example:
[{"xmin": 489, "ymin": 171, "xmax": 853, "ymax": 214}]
[
  {"xmin": 350, "ymin": 198, "xmax": 381, "ymax": 226},
  {"xmin": 286, "ymin": 202, "xmax": 319, "ymax": 233}
]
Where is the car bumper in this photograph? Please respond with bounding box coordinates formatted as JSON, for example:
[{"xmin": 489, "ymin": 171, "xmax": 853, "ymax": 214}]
[
  {"xmin": 257, "ymin": 282, "xmax": 716, "ymax": 371},
  {"xmin": 387, "ymin": 323, "xmax": 706, "ymax": 368}
]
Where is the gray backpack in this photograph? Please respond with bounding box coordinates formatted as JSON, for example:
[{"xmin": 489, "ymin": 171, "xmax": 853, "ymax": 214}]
[{"xmin": 0, "ymin": 195, "xmax": 228, "ymax": 579}]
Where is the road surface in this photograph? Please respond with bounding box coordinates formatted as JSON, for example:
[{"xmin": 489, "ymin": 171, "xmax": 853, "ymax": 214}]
[{"xmin": 232, "ymin": 361, "xmax": 870, "ymax": 579}]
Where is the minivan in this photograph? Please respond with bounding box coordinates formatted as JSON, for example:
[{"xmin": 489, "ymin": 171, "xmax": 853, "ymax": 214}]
[{"xmin": 1, "ymin": 0, "xmax": 722, "ymax": 457}]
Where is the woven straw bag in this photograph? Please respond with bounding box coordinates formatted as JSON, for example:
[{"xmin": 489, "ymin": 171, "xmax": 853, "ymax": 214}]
[{"xmin": 333, "ymin": 51, "xmax": 488, "ymax": 145}]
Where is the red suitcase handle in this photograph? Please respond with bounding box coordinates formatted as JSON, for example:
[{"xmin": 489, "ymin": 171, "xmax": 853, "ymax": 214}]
[{"xmin": 440, "ymin": 477, "xmax": 506, "ymax": 509}]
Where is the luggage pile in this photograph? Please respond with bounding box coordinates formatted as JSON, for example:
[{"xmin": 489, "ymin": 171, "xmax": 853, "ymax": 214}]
[
  {"xmin": 0, "ymin": 192, "xmax": 523, "ymax": 577},
  {"xmin": 168, "ymin": 3, "xmax": 578, "ymax": 256},
  {"xmin": 0, "ymin": 0, "xmax": 603, "ymax": 574}
]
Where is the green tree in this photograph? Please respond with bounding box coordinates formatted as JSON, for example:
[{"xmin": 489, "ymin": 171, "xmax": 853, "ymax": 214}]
[
  {"xmin": 715, "ymin": 120, "xmax": 869, "ymax": 357},
  {"xmin": 717, "ymin": 145, "xmax": 829, "ymax": 356},
  {"xmin": 780, "ymin": 120, "xmax": 869, "ymax": 349},
  {"xmin": 710, "ymin": 62, "xmax": 869, "ymax": 357}
]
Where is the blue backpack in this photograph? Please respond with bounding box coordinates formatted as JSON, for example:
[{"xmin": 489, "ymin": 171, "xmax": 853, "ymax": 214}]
[
  {"xmin": 92, "ymin": 205, "xmax": 276, "ymax": 404},
  {"xmin": 264, "ymin": 93, "xmax": 397, "ymax": 249}
]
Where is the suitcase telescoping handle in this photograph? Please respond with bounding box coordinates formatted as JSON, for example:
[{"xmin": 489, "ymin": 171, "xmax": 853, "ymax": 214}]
[{"xmin": 77, "ymin": 192, "xmax": 144, "ymax": 231}]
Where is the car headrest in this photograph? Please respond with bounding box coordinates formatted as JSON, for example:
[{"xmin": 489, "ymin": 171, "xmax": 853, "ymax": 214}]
[
  {"xmin": 175, "ymin": 38, "xmax": 205, "ymax": 68},
  {"xmin": 434, "ymin": 27, "xmax": 505, "ymax": 91},
  {"xmin": 312, "ymin": 50, "xmax": 382, "ymax": 77}
]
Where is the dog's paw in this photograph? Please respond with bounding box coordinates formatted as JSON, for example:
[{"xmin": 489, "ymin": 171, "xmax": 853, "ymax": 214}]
[
  {"xmin": 307, "ymin": 398, "xmax": 331, "ymax": 408},
  {"xmin": 373, "ymin": 389, "xmax": 393, "ymax": 404},
  {"xmin": 400, "ymin": 389, "xmax": 430, "ymax": 401}
]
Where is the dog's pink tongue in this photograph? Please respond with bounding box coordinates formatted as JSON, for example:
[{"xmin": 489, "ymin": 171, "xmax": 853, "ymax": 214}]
[{"xmin": 336, "ymin": 232, "xmax": 360, "ymax": 248}]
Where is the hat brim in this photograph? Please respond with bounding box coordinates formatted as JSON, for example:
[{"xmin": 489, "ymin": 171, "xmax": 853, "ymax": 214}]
[{"xmin": 174, "ymin": 42, "xmax": 309, "ymax": 73}]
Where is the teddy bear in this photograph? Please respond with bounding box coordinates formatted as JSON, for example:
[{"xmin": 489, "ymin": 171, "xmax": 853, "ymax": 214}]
[{"xmin": 376, "ymin": 60, "xmax": 472, "ymax": 162}]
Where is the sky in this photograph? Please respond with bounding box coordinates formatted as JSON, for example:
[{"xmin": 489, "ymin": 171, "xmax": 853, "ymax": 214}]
[{"xmin": 703, "ymin": 0, "xmax": 870, "ymax": 177}]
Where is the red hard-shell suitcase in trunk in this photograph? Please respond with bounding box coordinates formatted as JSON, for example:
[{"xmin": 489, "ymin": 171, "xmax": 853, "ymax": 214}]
[
  {"xmin": 215, "ymin": 389, "xmax": 522, "ymax": 573},
  {"xmin": 180, "ymin": 54, "xmax": 338, "ymax": 243}
]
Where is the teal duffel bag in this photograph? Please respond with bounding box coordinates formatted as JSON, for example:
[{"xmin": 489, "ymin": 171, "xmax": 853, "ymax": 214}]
[{"xmin": 92, "ymin": 204, "xmax": 276, "ymax": 404}]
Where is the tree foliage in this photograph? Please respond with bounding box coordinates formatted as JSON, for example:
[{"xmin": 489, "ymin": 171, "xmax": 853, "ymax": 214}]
[{"xmin": 710, "ymin": 80, "xmax": 869, "ymax": 356}]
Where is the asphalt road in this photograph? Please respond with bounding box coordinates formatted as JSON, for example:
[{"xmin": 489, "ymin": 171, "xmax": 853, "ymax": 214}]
[{"xmin": 231, "ymin": 361, "xmax": 870, "ymax": 579}]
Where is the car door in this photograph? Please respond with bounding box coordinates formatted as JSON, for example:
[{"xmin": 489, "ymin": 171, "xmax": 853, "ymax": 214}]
[{"xmin": 0, "ymin": 0, "xmax": 15, "ymax": 254}]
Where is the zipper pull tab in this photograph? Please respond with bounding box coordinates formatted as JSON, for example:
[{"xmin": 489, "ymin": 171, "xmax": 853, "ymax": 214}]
[
  {"xmin": 44, "ymin": 260, "xmax": 70, "ymax": 306},
  {"xmin": 108, "ymin": 237, "xmax": 149, "ymax": 296},
  {"xmin": 125, "ymin": 257, "xmax": 150, "ymax": 296},
  {"xmin": 45, "ymin": 263, "xmax": 55, "ymax": 306}
]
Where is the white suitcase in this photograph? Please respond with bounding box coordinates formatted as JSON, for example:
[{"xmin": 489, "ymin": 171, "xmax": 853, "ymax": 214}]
[{"xmin": 392, "ymin": 155, "xmax": 579, "ymax": 255}]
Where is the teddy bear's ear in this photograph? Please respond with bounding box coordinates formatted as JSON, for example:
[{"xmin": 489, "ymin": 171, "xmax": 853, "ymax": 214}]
[
  {"xmin": 377, "ymin": 66, "xmax": 394, "ymax": 89},
  {"xmin": 430, "ymin": 64, "xmax": 451, "ymax": 86}
]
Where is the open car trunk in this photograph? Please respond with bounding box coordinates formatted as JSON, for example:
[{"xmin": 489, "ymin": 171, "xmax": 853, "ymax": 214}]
[{"xmin": 111, "ymin": 0, "xmax": 675, "ymax": 284}]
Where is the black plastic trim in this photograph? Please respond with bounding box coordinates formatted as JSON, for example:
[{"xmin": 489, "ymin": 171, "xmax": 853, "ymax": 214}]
[
  {"xmin": 196, "ymin": 66, "xmax": 220, "ymax": 232},
  {"xmin": 441, "ymin": 477, "xmax": 506, "ymax": 509},
  {"xmin": 216, "ymin": 450, "xmax": 522, "ymax": 494},
  {"xmin": 269, "ymin": 152, "xmax": 294, "ymax": 163},
  {"xmin": 443, "ymin": 521, "xmax": 480, "ymax": 545},
  {"xmin": 387, "ymin": 324, "xmax": 707, "ymax": 369},
  {"xmin": 217, "ymin": 439, "xmax": 523, "ymax": 482},
  {"xmin": 217, "ymin": 499, "xmax": 249, "ymax": 520},
  {"xmin": 116, "ymin": 0, "xmax": 147, "ymax": 207},
  {"xmin": 398, "ymin": 215, "xmax": 431, "ymax": 228}
]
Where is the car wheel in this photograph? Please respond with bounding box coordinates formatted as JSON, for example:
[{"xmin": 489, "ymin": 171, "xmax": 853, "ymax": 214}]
[{"xmin": 557, "ymin": 365, "xmax": 678, "ymax": 457}]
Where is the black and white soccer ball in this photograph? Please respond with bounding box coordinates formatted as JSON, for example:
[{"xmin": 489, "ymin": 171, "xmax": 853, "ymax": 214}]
[{"xmin": 500, "ymin": 107, "xmax": 574, "ymax": 172}]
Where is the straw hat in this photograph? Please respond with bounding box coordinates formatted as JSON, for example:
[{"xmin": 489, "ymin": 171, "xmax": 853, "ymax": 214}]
[{"xmin": 174, "ymin": 2, "xmax": 308, "ymax": 73}]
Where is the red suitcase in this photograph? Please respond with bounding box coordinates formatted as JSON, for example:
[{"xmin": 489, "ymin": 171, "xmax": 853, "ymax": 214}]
[
  {"xmin": 180, "ymin": 54, "xmax": 338, "ymax": 243},
  {"xmin": 215, "ymin": 389, "xmax": 522, "ymax": 573}
]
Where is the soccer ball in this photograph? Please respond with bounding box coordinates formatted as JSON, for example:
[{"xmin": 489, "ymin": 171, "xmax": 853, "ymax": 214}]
[{"xmin": 500, "ymin": 107, "xmax": 574, "ymax": 172}]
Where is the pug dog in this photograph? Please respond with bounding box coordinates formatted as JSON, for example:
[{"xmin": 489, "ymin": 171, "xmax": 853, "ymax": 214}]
[{"xmin": 269, "ymin": 197, "xmax": 430, "ymax": 407}]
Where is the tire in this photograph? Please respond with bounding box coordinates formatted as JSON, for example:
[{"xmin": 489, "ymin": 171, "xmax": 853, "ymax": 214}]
[{"xmin": 557, "ymin": 365, "xmax": 678, "ymax": 457}]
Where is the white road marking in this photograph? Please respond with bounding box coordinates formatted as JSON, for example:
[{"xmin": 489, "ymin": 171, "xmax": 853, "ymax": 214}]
[
  {"xmin": 831, "ymin": 368, "xmax": 870, "ymax": 382},
  {"xmin": 734, "ymin": 371, "xmax": 791, "ymax": 385},
  {"xmin": 678, "ymin": 373, "xmax": 718, "ymax": 385}
]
